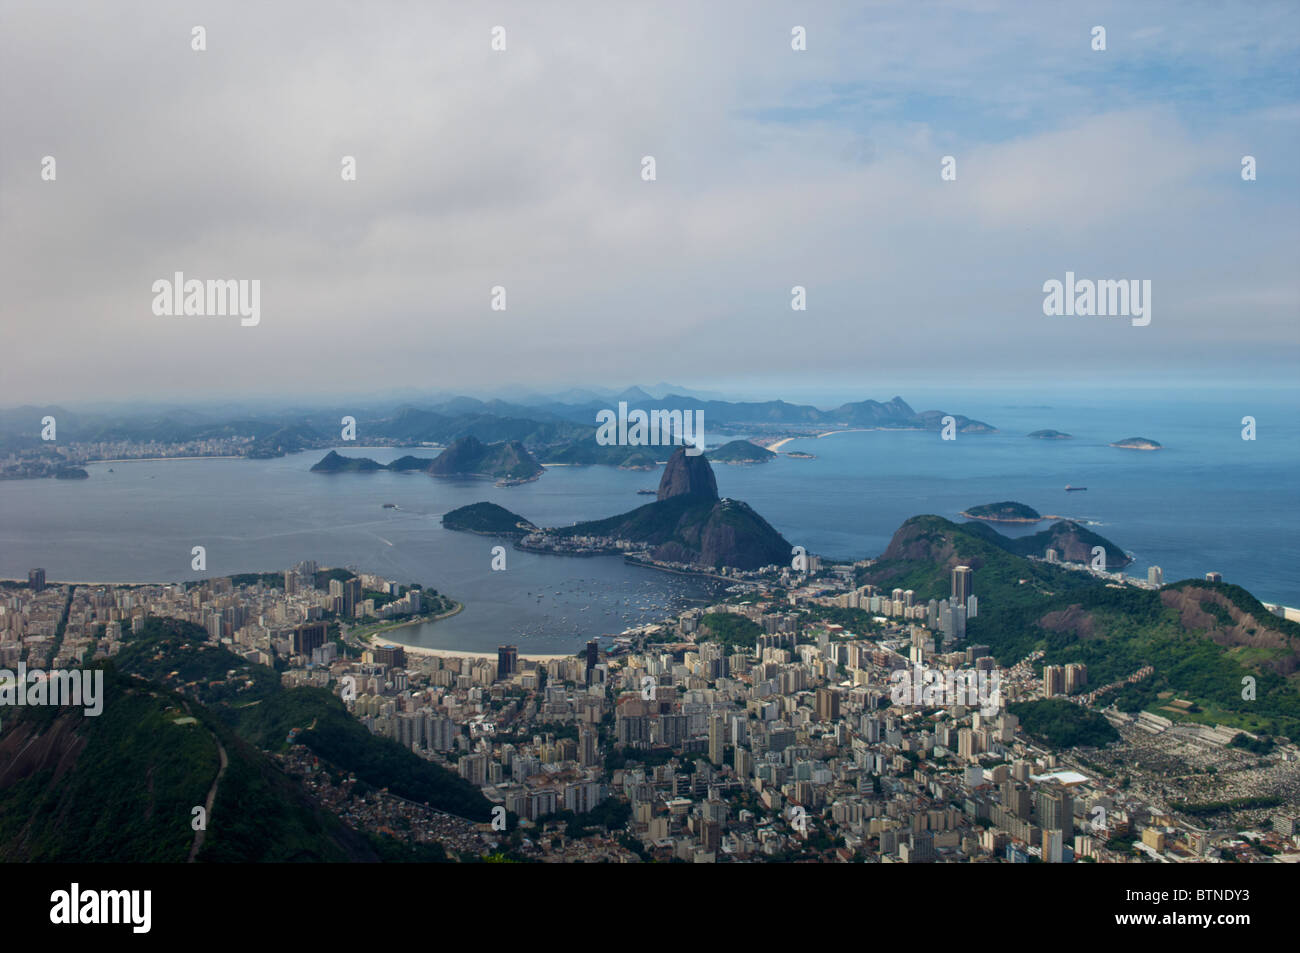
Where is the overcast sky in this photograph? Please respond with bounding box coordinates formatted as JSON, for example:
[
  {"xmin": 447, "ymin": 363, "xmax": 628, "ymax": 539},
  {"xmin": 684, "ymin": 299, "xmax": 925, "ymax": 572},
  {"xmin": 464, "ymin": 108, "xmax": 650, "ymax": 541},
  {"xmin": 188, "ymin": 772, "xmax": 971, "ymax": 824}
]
[{"xmin": 2, "ymin": 0, "xmax": 1297, "ymax": 405}]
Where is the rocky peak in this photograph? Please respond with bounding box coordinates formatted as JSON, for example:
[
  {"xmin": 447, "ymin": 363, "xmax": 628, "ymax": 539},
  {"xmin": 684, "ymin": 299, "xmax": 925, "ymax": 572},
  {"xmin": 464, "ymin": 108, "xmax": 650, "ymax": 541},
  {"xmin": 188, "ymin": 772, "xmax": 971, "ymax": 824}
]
[{"xmin": 657, "ymin": 447, "xmax": 719, "ymax": 501}]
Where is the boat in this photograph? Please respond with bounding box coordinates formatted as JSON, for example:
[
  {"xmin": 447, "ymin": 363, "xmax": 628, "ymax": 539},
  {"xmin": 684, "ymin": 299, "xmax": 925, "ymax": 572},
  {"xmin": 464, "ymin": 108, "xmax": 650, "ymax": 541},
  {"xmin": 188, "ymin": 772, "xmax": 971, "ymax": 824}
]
[{"xmin": 1065, "ymin": 485, "xmax": 1087, "ymax": 491}]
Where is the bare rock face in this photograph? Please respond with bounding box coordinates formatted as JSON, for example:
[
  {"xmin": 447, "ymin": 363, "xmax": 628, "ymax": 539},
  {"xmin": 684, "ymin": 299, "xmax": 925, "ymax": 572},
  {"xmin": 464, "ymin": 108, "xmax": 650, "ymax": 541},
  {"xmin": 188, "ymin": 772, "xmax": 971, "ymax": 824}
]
[{"xmin": 656, "ymin": 447, "xmax": 719, "ymax": 501}]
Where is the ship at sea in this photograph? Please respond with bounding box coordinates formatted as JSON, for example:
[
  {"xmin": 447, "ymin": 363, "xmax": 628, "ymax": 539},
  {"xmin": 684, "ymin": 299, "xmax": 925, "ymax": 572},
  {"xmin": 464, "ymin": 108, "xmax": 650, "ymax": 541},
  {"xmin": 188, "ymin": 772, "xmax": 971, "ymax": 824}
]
[{"xmin": 1065, "ymin": 485, "xmax": 1087, "ymax": 491}]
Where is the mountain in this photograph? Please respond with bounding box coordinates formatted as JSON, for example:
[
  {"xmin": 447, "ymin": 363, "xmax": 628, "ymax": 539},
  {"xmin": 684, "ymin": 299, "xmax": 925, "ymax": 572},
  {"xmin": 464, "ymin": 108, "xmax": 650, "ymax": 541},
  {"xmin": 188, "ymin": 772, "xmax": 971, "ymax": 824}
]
[
  {"xmin": 426, "ymin": 437, "xmax": 543, "ymax": 481},
  {"xmin": 996, "ymin": 520, "xmax": 1132, "ymax": 568},
  {"xmin": 554, "ymin": 449, "xmax": 791, "ymax": 570},
  {"xmin": 707, "ymin": 440, "xmax": 776, "ymax": 465},
  {"xmin": 310, "ymin": 450, "xmax": 385, "ymax": 473},
  {"xmin": 861, "ymin": 516, "xmax": 1300, "ymax": 736},
  {"xmin": 442, "ymin": 502, "xmax": 538, "ymax": 537},
  {"xmin": 0, "ymin": 661, "xmax": 381, "ymax": 862},
  {"xmin": 657, "ymin": 447, "xmax": 719, "ymax": 501}
]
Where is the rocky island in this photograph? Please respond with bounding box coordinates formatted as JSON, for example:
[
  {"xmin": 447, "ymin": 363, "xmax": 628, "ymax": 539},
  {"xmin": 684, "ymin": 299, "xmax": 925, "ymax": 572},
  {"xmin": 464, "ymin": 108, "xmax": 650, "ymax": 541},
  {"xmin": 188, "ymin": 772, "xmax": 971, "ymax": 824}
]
[
  {"xmin": 1110, "ymin": 437, "xmax": 1163, "ymax": 450},
  {"xmin": 441, "ymin": 502, "xmax": 538, "ymax": 537},
  {"xmin": 706, "ymin": 440, "xmax": 776, "ymax": 465},
  {"xmin": 1027, "ymin": 429, "xmax": 1073, "ymax": 440},
  {"xmin": 961, "ymin": 501, "xmax": 1043, "ymax": 523}
]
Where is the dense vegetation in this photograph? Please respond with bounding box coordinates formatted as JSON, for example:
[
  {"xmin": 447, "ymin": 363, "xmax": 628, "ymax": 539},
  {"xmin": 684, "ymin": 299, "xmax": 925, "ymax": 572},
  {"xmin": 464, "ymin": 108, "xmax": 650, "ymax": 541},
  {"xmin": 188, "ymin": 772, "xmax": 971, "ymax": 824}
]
[
  {"xmin": 1008, "ymin": 699, "xmax": 1120, "ymax": 748},
  {"xmin": 697, "ymin": 612, "xmax": 762, "ymax": 650}
]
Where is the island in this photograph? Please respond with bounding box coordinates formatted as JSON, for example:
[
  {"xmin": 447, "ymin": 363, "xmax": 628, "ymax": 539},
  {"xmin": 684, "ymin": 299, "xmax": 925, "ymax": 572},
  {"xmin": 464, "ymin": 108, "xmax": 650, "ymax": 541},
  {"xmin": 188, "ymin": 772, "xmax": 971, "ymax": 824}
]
[
  {"xmin": 427, "ymin": 436, "xmax": 544, "ymax": 482},
  {"xmin": 446, "ymin": 449, "xmax": 792, "ymax": 571},
  {"xmin": 309, "ymin": 437, "xmax": 544, "ymax": 482},
  {"xmin": 441, "ymin": 502, "xmax": 538, "ymax": 537},
  {"xmin": 960, "ymin": 501, "xmax": 1043, "ymax": 523},
  {"xmin": 310, "ymin": 450, "xmax": 385, "ymax": 473},
  {"xmin": 1110, "ymin": 437, "xmax": 1163, "ymax": 451},
  {"xmin": 706, "ymin": 440, "xmax": 776, "ymax": 465},
  {"xmin": 1027, "ymin": 429, "xmax": 1073, "ymax": 440},
  {"xmin": 785, "ymin": 451, "xmax": 816, "ymax": 459}
]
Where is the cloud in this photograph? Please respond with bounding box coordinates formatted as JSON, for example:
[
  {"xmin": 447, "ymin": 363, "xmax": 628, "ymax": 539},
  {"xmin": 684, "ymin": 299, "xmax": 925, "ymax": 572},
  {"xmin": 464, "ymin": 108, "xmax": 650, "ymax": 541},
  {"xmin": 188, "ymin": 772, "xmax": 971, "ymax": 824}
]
[{"xmin": 1, "ymin": 0, "xmax": 1297, "ymax": 402}]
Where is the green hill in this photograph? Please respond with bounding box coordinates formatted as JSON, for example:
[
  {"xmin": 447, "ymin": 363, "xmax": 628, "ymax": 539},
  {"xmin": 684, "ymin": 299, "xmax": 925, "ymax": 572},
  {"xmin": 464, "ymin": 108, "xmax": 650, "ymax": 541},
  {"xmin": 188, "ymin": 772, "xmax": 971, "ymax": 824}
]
[
  {"xmin": 861, "ymin": 516, "xmax": 1300, "ymax": 736},
  {"xmin": 427, "ymin": 436, "xmax": 543, "ymax": 481},
  {"xmin": 113, "ymin": 618, "xmax": 493, "ymax": 822},
  {"xmin": 442, "ymin": 502, "xmax": 538, "ymax": 537},
  {"xmin": 0, "ymin": 661, "xmax": 379, "ymax": 862}
]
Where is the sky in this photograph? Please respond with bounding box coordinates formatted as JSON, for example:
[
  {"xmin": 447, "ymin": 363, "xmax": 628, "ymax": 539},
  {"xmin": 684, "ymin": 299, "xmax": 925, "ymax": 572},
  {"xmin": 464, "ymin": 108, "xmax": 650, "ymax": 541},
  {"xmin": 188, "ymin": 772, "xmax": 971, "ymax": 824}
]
[{"xmin": 2, "ymin": 0, "xmax": 1298, "ymax": 405}]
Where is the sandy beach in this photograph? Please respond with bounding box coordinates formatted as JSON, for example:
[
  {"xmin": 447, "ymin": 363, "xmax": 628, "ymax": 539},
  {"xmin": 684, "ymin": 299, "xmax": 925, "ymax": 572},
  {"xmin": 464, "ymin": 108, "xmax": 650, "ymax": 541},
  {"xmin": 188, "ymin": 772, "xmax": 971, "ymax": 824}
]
[{"xmin": 367, "ymin": 638, "xmax": 572, "ymax": 663}]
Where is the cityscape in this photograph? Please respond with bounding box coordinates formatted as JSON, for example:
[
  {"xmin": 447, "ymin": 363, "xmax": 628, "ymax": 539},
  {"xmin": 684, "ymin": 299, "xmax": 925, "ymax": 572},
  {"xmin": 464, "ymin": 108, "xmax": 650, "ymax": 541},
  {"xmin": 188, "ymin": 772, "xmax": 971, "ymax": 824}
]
[{"xmin": 1, "ymin": 0, "xmax": 1295, "ymax": 935}]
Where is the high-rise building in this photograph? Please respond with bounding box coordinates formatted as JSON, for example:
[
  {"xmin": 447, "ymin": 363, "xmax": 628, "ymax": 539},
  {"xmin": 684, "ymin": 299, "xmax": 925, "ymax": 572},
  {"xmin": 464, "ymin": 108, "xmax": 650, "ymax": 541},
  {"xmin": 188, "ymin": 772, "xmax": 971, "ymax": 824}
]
[
  {"xmin": 372, "ymin": 643, "xmax": 406, "ymax": 669},
  {"xmin": 952, "ymin": 565, "xmax": 973, "ymax": 606},
  {"xmin": 1205, "ymin": 571, "xmax": 1222, "ymax": 583},
  {"xmin": 284, "ymin": 570, "xmax": 298, "ymax": 595},
  {"xmin": 291, "ymin": 621, "xmax": 327, "ymax": 656},
  {"xmin": 1147, "ymin": 566, "xmax": 1163, "ymax": 587},
  {"xmin": 585, "ymin": 639, "xmax": 599, "ymax": 684},
  {"xmin": 1042, "ymin": 665, "xmax": 1065, "ymax": 697},
  {"xmin": 497, "ymin": 644, "xmax": 518, "ymax": 680},
  {"xmin": 815, "ymin": 687, "xmax": 840, "ymax": 723},
  {"xmin": 343, "ymin": 577, "xmax": 362, "ymax": 617},
  {"xmin": 28, "ymin": 568, "xmax": 46, "ymax": 592},
  {"xmin": 708, "ymin": 714, "xmax": 727, "ymax": 765},
  {"xmin": 1045, "ymin": 548, "xmax": 1058, "ymax": 564},
  {"xmin": 1064, "ymin": 662, "xmax": 1088, "ymax": 693}
]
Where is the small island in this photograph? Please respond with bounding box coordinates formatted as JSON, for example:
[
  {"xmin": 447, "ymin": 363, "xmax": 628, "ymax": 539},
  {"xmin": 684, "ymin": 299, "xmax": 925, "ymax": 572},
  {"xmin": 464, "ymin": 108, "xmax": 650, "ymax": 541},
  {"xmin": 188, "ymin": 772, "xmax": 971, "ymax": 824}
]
[
  {"xmin": 706, "ymin": 440, "xmax": 776, "ymax": 465},
  {"xmin": 1027, "ymin": 429, "xmax": 1073, "ymax": 440},
  {"xmin": 1110, "ymin": 437, "xmax": 1162, "ymax": 451},
  {"xmin": 785, "ymin": 451, "xmax": 816, "ymax": 459},
  {"xmin": 961, "ymin": 501, "xmax": 1043, "ymax": 523},
  {"xmin": 309, "ymin": 450, "xmax": 385, "ymax": 473},
  {"xmin": 441, "ymin": 502, "xmax": 538, "ymax": 538}
]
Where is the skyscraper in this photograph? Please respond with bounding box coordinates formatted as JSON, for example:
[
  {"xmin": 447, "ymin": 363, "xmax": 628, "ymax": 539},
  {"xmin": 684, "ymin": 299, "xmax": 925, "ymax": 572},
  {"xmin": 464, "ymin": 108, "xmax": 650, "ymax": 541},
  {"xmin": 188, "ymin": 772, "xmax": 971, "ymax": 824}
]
[
  {"xmin": 291, "ymin": 621, "xmax": 327, "ymax": 656},
  {"xmin": 585, "ymin": 639, "xmax": 599, "ymax": 684},
  {"xmin": 708, "ymin": 714, "xmax": 727, "ymax": 764},
  {"xmin": 815, "ymin": 687, "xmax": 840, "ymax": 723},
  {"xmin": 952, "ymin": 565, "xmax": 972, "ymax": 606},
  {"xmin": 1148, "ymin": 566, "xmax": 1163, "ymax": 587},
  {"xmin": 497, "ymin": 644, "xmax": 518, "ymax": 680},
  {"xmin": 28, "ymin": 568, "xmax": 45, "ymax": 592}
]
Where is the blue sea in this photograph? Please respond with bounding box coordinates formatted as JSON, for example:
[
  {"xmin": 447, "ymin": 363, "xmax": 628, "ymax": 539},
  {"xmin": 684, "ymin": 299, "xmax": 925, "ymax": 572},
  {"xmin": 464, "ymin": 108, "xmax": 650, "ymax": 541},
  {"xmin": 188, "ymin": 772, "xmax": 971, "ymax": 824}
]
[{"xmin": 0, "ymin": 388, "xmax": 1295, "ymax": 654}]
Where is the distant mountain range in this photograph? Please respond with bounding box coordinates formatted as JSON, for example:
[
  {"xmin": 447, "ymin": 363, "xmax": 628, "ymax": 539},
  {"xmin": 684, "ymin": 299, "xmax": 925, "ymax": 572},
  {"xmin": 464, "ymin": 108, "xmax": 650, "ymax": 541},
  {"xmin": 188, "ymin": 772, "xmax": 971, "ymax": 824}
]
[{"xmin": 0, "ymin": 392, "xmax": 995, "ymax": 458}]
